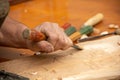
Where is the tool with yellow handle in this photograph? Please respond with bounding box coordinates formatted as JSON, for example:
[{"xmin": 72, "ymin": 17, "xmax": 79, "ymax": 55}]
[
  {"xmin": 22, "ymin": 29, "xmax": 82, "ymax": 50},
  {"xmin": 68, "ymin": 13, "xmax": 104, "ymax": 41},
  {"xmin": 69, "ymin": 25, "xmax": 93, "ymax": 41}
]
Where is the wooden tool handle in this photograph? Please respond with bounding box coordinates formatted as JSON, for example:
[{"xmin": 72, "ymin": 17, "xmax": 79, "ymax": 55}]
[
  {"xmin": 84, "ymin": 13, "xmax": 104, "ymax": 26},
  {"xmin": 22, "ymin": 29, "xmax": 46, "ymax": 42}
]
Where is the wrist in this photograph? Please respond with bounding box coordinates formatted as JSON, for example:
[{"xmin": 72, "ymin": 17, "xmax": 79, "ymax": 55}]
[
  {"xmin": 16, "ymin": 25, "xmax": 28, "ymax": 48},
  {"xmin": 0, "ymin": 16, "xmax": 29, "ymax": 48}
]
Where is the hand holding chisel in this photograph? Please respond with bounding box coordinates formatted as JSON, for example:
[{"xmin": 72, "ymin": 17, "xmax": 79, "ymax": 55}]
[
  {"xmin": 22, "ymin": 22, "xmax": 74, "ymax": 53},
  {"xmin": 23, "ymin": 28, "xmax": 82, "ymax": 51}
]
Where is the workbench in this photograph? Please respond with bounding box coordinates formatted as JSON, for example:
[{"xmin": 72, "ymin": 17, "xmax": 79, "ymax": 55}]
[
  {"xmin": 0, "ymin": 0, "xmax": 120, "ymax": 80},
  {"xmin": 0, "ymin": 36, "xmax": 120, "ymax": 80}
]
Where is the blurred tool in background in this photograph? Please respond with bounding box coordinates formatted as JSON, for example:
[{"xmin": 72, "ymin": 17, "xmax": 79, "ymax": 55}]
[
  {"xmin": 77, "ymin": 28, "xmax": 120, "ymax": 42},
  {"xmin": 62, "ymin": 13, "xmax": 104, "ymax": 42}
]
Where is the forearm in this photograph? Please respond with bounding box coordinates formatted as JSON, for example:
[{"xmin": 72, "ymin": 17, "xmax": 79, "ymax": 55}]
[{"xmin": 0, "ymin": 16, "xmax": 28, "ymax": 48}]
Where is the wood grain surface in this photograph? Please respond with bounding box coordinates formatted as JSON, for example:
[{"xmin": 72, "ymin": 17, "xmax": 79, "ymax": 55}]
[
  {"xmin": 0, "ymin": 0, "xmax": 119, "ymax": 59},
  {"xmin": 0, "ymin": 35, "xmax": 120, "ymax": 80}
]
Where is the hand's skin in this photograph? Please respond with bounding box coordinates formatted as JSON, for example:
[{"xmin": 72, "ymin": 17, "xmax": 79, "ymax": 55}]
[
  {"xmin": 27, "ymin": 22, "xmax": 73, "ymax": 52},
  {"xmin": 0, "ymin": 17, "xmax": 27, "ymax": 48},
  {"xmin": 0, "ymin": 17, "xmax": 73, "ymax": 53}
]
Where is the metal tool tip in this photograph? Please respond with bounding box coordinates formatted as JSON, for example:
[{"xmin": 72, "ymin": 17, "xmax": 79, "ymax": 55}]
[{"xmin": 72, "ymin": 45, "xmax": 83, "ymax": 50}]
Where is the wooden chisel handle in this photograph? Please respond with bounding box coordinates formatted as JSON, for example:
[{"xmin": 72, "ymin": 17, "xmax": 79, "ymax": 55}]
[{"xmin": 22, "ymin": 29, "xmax": 46, "ymax": 42}]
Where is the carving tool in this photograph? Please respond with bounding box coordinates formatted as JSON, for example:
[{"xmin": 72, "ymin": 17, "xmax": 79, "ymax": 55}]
[
  {"xmin": 61, "ymin": 23, "xmax": 71, "ymax": 30},
  {"xmin": 69, "ymin": 25, "xmax": 93, "ymax": 41},
  {"xmin": 69, "ymin": 13, "xmax": 104, "ymax": 41},
  {"xmin": 62, "ymin": 13, "xmax": 103, "ymax": 42},
  {"xmin": 22, "ymin": 29, "xmax": 82, "ymax": 50},
  {"xmin": 22, "ymin": 29, "xmax": 46, "ymax": 42},
  {"xmin": 22, "ymin": 13, "xmax": 104, "ymax": 49},
  {"xmin": 77, "ymin": 29, "xmax": 120, "ymax": 42},
  {"xmin": 64, "ymin": 26, "xmax": 77, "ymax": 36},
  {"xmin": 83, "ymin": 13, "xmax": 104, "ymax": 26}
]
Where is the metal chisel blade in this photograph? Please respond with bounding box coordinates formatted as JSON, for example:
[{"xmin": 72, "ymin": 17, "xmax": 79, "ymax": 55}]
[{"xmin": 72, "ymin": 45, "xmax": 83, "ymax": 50}]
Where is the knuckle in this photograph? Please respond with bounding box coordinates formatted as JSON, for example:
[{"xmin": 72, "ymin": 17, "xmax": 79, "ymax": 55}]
[
  {"xmin": 60, "ymin": 40, "xmax": 67, "ymax": 46},
  {"xmin": 61, "ymin": 39, "xmax": 73, "ymax": 49},
  {"xmin": 51, "ymin": 35, "xmax": 58, "ymax": 41},
  {"xmin": 58, "ymin": 39, "xmax": 68, "ymax": 48}
]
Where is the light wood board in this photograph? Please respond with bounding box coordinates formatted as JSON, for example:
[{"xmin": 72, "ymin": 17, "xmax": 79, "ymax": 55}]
[{"xmin": 0, "ymin": 36, "xmax": 120, "ymax": 80}]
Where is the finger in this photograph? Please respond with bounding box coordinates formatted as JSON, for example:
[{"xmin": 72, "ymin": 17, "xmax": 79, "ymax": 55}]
[
  {"xmin": 27, "ymin": 40, "xmax": 54, "ymax": 53},
  {"xmin": 54, "ymin": 31, "xmax": 73, "ymax": 50},
  {"xmin": 37, "ymin": 41, "xmax": 54, "ymax": 53},
  {"xmin": 34, "ymin": 22, "xmax": 73, "ymax": 50},
  {"xmin": 61, "ymin": 37, "xmax": 73, "ymax": 50},
  {"xmin": 35, "ymin": 22, "xmax": 59, "ymax": 46},
  {"xmin": 41, "ymin": 22, "xmax": 60, "ymax": 46},
  {"xmin": 35, "ymin": 22, "xmax": 56, "ymax": 35},
  {"xmin": 52, "ymin": 23, "xmax": 73, "ymax": 50}
]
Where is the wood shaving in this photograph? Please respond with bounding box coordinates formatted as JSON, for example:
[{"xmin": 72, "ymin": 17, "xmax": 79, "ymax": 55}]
[
  {"xmin": 108, "ymin": 24, "xmax": 119, "ymax": 29},
  {"xmin": 30, "ymin": 72, "xmax": 38, "ymax": 75},
  {"xmin": 35, "ymin": 52, "xmax": 41, "ymax": 55},
  {"xmin": 100, "ymin": 31, "xmax": 109, "ymax": 35},
  {"xmin": 114, "ymin": 25, "xmax": 119, "ymax": 29},
  {"xmin": 80, "ymin": 34, "xmax": 88, "ymax": 39}
]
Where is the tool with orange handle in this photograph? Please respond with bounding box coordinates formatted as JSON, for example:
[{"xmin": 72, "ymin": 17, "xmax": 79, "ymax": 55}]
[
  {"xmin": 22, "ymin": 29, "xmax": 46, "ymax": 42},
  {"xmin": 22, "ymin": 29, "xmax": 82, "ymax": 50}
]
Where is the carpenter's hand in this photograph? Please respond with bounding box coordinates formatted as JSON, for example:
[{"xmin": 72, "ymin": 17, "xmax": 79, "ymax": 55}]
[
  {"xmin": 26, "ymin": 22, "xmax": 73, "ymax": 53},
  {"xmin": 0, "ymin": 17, "xmax": 72, "ymax": 53}
]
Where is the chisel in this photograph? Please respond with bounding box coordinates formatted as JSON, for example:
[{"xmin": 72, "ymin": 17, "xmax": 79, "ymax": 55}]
[
  {"xmin": 77, "ymin": 28, "xmax": 120, "ymax": 42},
  {"xmin": 22, "ymin": 29, "xmax": 82, "ymax": 50},
  {"xmin": 64, "ymin": 13, "xmax": 104, "ymax": 42}
]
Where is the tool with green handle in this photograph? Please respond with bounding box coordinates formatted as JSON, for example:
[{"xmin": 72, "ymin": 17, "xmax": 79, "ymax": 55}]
[
  {"xmin": 77, "ymin": 28, "xmax": 120, "ymax": 42},
  {"xmin": 66, "ymin": 13, "xmax": 104, "ymax": 41},
  {"xmin": 69, "ymin": 25, "xmax": 93, "ymax": 41}
]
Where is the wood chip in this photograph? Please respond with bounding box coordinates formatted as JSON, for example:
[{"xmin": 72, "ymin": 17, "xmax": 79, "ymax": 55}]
[
  {"xmin": 80, "ymin": 34, "xmax": 88, "ymax": 39},
  {"xmin": 35, "ymin": 52, "xmax": 41, "ymax": 55},
  {"xmin": 30, "ymin": 72, "xmax": 38, "ymax": 75},
  {"xmin": 108, "ymin": 24, "xmax": 119, "ymax": 29},
  {"xmin": 100, "ymin": 31, "xmax": 109, "ymax": 35}
]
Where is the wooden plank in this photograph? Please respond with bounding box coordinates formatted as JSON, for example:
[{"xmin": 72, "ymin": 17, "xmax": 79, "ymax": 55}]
[{"xmin": 0, "ymin": 35, "xmax": 120, "ymax": 80}]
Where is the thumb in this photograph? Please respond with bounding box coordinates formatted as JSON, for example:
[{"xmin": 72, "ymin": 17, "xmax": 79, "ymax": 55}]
[{"xmin": 27, "ymin": 41, "xmax": 54, "ymax": 53}]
